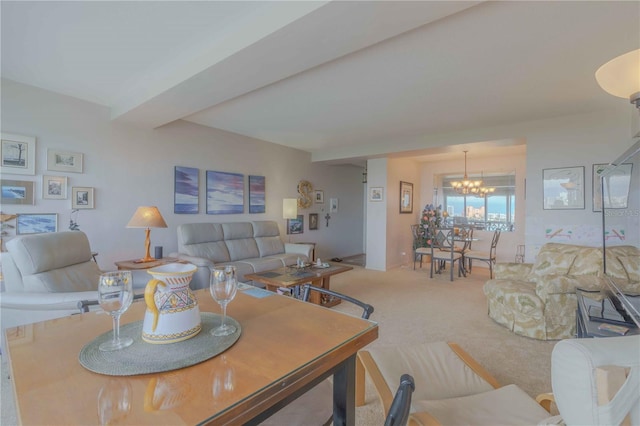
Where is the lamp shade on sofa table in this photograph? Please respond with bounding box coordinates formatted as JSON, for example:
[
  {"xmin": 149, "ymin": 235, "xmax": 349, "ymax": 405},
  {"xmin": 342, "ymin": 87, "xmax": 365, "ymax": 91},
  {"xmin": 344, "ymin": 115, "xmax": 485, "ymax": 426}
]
[{"xmin": 126, "ymin": 206, "xmax": 167, "ymax": 263}]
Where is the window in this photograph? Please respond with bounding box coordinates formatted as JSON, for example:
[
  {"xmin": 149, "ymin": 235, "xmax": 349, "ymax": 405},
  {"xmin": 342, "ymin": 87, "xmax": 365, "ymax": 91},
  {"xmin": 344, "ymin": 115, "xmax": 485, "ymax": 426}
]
[{"xmin": 440, "ymin": 172, "xmax": 516, "ymax": 231}]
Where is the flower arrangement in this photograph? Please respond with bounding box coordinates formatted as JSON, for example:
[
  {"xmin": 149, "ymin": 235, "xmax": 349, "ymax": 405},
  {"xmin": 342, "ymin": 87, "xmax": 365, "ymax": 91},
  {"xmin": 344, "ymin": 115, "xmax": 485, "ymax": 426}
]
[{"xmin": 420, "ymin": 204, "xmax": 448, "ymax": 245}]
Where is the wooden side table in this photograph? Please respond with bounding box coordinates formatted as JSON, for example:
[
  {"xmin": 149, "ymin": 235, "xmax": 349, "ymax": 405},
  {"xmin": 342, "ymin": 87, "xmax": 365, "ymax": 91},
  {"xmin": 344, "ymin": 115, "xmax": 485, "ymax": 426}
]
[{"xmin": 114, "ymin": 257, "xmax": 179, "ymax": 270}]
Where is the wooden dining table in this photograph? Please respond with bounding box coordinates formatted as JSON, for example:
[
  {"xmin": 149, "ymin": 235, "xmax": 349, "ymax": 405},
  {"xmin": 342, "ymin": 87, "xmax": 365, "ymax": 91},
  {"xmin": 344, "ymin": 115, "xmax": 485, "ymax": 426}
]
[{"xmin": 4, "ymin": 287, "xmax": 378, "ymax": 425}]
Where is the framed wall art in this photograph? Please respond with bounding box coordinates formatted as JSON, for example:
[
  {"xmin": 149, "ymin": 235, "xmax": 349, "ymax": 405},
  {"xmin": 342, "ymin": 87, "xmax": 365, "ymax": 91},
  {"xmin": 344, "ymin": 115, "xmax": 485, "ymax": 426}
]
[
  {"xmin": 1, "ymin": 133, "xmax": 36, "ymax": 175},
  {"xmin": 174, "ymin": 166, "xmax": 199, "ymax": 214},
  {"xmin": 314, "ymin": 190, "xmax": 324, "ymax": 204},
  {"xmin": 330, "ymin": 198, "xmax": 338, "ymax": 213},
  {"xmin": 287, "ymin": 214, "xmax": 304, "ymax": 234},
  {"xmin": 592, "ymin": 163, "xmax": 633, "ymax": 212},
  {"xmin": 17, "ymin": 213, "xmax": 58, "ymax": 234},
  {"xmin": 309, "ymin": 213, "xmax": 319, "ymax": 230},
  {"xmin": 1, "ymin": 179, "xmax": 35, "ymax": 205},
  {"xmin": 42, "ymin": 175, "xmax": 67, "ymax": 200},
  {"xmin": 399, "ymin": 181, "xmax": 413, "ymax": 213},
  {"xmin": 543, "ymin": 166, "xmax": 584, "ymax": 210},
  {"xmin": 249, "ymin": 175, "xmax": 266, "ymax": 214},
  {"xmin": 47, "ymin": 149, "xmax": 83, "ymax": 173},
  {"xmin": 369, "ymin": 187, "xmax": 384, "ymax": 202},
  {"xmin": 72, "ymin": 187, "xmax": 94, "ymax": 209},
  {"xmin": 206, "ymin": 170, "xmax": 244, "ymax": 214}
]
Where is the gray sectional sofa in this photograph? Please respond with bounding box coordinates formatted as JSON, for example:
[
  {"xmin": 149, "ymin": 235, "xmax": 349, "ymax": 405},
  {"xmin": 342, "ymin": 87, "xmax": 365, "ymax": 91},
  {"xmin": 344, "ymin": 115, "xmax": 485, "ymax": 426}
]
[{"xmin": 172, "ymin": 221, "xmax": 313, "ymax": 289}]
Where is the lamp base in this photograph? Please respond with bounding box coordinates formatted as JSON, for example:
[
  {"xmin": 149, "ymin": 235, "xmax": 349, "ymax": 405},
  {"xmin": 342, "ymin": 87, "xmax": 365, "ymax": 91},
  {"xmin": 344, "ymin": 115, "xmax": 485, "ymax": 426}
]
[{"xmin": 134, "ymin": 256, "xmax": 157, "ymax": 264}]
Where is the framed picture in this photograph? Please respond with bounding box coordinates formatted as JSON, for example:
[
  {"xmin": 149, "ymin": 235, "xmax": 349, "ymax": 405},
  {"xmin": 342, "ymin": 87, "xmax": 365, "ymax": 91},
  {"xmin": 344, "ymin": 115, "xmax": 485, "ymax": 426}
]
[
  {"xmin": 330, "ymin": 198, "xmax": 338, "ymax": 213},
  {"xmin": 47, "ymin": 149, "xmax": 83, "ymax": 173},
  {"xmin": 369, "ymin": 186, "xmax": 384, "ymax": 202},
  {"xmin": 543, "ymin": 166, "xmax": 585, "ymax": 210},
  {"xmin": 399, "ymin": 181, "xmax": 413, "ymax": 213},
  {"xmin": 593, "ymin": 163, "xmax": 633, "ymax": 212},
  {"xmin": 1, "ymin": 179, "xmax": 35, "ymax": 205},
  {"xmin": 314, "ymin": 190, "xmax": 324, "ymax": 204},
  {"xmin": 249, "ymin": 175, "xmax": 266, "ymax": 214},
  {"xmin": 72, "ymin": 187, "xmax": 94, "ymax": 209},
  {"xmin": 309, "ymin": 213, "xmax": 319, "ymax": 230},
  {"xmin": 174, "ymin": 166, "xmax": 199, "ymax": 214},
  {"xmin": 206, "ymin": 170, "xmax": 244, "ymax": 214},
  {"xmin": 42, "ymin": 175, "xmax": 67, "ymax": 200},
  {"xmin": 17, "ymin": 213, "xmax": 58, "ymax": 234},
  {"xmin": 1, "ymin": 133, "xmax": 36, "ymax": 175},
  {"xmin": 287, "ymin": 214, "xmax": 304, "ymax": 234}
]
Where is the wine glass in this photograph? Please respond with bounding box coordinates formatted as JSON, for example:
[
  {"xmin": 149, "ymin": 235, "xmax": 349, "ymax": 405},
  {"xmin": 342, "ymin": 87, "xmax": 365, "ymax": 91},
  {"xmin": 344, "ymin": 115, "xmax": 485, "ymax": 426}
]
[
  {"xmin": 98, "ymin": 271, "xmax": 134, "ymax": 351},
  {"xmin": 97, "ymin": 379, "xmax": 132, "ymax": 425},
  {"xmin": 209, "ymin": 266, "xmax": 238, "ymax": 337}
]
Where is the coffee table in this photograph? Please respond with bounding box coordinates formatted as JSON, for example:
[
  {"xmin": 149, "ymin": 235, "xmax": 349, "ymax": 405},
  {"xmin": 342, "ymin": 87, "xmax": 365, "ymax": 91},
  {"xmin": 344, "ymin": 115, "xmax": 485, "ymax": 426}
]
[{"xmin": 245, "ymin": 263, "xmax": 353, "ymax": 307}]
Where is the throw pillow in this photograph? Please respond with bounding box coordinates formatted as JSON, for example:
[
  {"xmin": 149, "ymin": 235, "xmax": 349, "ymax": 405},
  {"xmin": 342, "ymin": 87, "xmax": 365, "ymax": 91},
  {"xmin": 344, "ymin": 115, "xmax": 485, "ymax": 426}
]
[{"xmin": 617, "ymin": 255, "xmax": 640, "ymax": 282}]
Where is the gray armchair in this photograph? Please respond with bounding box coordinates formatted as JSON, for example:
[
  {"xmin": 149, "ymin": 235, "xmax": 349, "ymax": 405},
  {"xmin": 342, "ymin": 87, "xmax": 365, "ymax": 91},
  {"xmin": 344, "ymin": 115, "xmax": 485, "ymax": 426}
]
[{"xmin": 1, "ymin": 231, "xmax": 100, "ymax": 332}]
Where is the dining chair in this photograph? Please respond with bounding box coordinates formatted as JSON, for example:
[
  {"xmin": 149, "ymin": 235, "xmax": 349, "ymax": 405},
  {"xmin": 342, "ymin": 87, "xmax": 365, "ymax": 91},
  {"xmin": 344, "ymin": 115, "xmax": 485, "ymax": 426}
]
[
  {"xmin": 430, "ymin": 229, "xmax": 464, "ymax": 281},
  {"xmin": 411, "ymin": 224, "xmax": 430, "ymax": 270},
  {"xmin": 260, "ymin": 285, "xmax": 374, "ymax": 426},
  {"xmin": 465, "ymin": 229, "xmax": 501, "ymax": 278},
  {"xmin": 384, "ymin": 374, "xmax": 415, "ymax": 426},
  {"xmin": 453, "ymin": 225, "xmax": 473, "ymax": 273}
]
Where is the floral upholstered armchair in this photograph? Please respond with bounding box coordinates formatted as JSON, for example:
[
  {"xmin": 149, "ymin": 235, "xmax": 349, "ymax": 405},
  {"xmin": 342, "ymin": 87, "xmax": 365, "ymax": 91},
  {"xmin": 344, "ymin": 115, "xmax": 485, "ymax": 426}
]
[{"xmin": 483, "ymin": 243, "xmax": 639, "ymax": 340}]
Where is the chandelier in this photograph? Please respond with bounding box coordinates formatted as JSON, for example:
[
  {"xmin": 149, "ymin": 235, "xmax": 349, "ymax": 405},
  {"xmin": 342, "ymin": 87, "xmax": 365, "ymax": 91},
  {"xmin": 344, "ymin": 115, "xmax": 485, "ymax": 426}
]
[
  {"xmin": 451, "ymin": 151, "xmax": 482, "ymax": 195},
  {"xmin": 470, "ymin": 171, "xmax": 495, "ymax": 198}
]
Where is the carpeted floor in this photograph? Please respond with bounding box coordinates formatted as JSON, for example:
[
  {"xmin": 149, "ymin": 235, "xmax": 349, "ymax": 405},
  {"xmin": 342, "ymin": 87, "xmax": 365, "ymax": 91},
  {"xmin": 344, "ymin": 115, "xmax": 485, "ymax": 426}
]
[{"xmin": 1, "ymin": 264, "xmax": 555, "ymax": 425}]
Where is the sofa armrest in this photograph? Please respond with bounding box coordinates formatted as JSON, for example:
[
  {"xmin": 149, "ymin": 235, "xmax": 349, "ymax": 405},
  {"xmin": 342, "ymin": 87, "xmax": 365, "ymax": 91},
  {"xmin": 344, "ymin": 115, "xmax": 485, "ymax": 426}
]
[
  {"xmin": 285, "ymin": 243, "xmax": 313, "ymax": 259},
  {"xmin": 0, "ymin": 290, "xmax": 99, "ymax": 311},
  {"xmin": 535, "ymin": 274, "xmax": 605, "ymax": 299},
  {"xmin": 495, "ymin": 263, "xmax": 533, "ymax": 280}
]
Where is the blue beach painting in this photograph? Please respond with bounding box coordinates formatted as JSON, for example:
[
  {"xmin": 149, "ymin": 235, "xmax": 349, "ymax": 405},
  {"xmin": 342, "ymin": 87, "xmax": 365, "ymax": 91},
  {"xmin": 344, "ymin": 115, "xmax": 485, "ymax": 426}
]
[
  {"xmin": 207, "ymin": 171, "xmax": 244, "ymax": 214},
  {"xmin": 249, "ymin": 175, "xmax": 265, "ymax": 214},
  {"xmin": 174, "ymin": 166, "xmax": 199, "ymax": 214},
  {"xmin": 17, "ymin": 214, "xmax": 57, "ymax": 234}
]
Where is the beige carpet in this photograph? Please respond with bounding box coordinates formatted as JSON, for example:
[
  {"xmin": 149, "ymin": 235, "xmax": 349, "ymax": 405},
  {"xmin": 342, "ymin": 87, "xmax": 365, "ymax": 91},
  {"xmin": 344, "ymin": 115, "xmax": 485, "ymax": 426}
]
[{"xmin": 0, "ymin": 265, "xmax": 555, "ymax": 425}]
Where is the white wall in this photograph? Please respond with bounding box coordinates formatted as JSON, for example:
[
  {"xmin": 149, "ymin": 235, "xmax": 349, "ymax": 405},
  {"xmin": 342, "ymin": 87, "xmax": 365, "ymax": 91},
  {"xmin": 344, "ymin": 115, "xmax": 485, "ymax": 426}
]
[
  {"xmin": 386, "ymin": 158, "xmax": 420, "ymax": 269},
  {"xmin": 1, "ymin": 79, "xmax": 364, "ymax": 271},
  {"xmin": 365, "ymin": 158, "xmax": 387, "ymax": 270}
]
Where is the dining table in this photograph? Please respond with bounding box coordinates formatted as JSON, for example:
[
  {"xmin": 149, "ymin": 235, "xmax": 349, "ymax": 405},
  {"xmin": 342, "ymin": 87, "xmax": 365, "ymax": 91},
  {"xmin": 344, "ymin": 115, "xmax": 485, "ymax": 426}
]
[{"xmin": 4, "ymin": 286, "xmax": 378, "ymax": 425}]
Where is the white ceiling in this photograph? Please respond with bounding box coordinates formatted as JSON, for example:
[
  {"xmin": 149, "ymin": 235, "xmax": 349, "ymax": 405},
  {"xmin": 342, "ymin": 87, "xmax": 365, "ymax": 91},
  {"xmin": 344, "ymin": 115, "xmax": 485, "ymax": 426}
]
[{"xmin": 2, "ymin": 1, "xmax": 638, "ymax": 165}]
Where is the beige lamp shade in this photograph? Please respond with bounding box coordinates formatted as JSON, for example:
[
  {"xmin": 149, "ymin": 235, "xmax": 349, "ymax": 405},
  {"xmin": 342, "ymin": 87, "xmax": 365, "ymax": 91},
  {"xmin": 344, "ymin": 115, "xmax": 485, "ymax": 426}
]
[
  {"xmin": 127, "ymin": 206, "xmax": 168, "ymax": 229},
  {"xmin": 595, "ymin": 49, "xmax": 640, "ymax": 103},
  {"xmin": 283, "ymin": 198, "xmax": 298, "ymax": 219},
  {"xmin": 127, "ymin": 206, "xmax": 167, "ymax": 262}
]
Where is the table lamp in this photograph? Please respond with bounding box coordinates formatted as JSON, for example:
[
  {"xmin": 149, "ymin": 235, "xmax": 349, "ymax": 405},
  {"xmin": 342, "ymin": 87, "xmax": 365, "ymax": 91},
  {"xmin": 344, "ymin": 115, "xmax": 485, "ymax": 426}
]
[{"xmin": 126, "ymin": 206, "xmax": 168, "ymax": 263}]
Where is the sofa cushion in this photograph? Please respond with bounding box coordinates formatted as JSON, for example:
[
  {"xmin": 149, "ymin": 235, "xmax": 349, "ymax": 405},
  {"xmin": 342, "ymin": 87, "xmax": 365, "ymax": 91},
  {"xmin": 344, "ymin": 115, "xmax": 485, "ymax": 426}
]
[
  {"xmin": 178, "ymin": 223, "xmax": 224, "ymax": 245},
  {"xmin": 252, "ymin": 220, "xmax": 280, "ymax": 238},
  {"xmin": 255, "ymin": 236, "xmax": 285, "ymax": 257},
  {"xmin": 7, "ymin": 232, "xmax": 100, "ymax": 293},
  {"xmin": 237, "ymin": 257, "xmax": 284, "ymax": 274},
  {"xmin": 528, "ymin": 243, "xmax": 580, "ymax": 280},
  {"xmin": 222, "ymin": 222, "xmax": 254, "ymax": 240},
  {"xmin": 225, "ymin": 239, "xmax": 260, "ymax": 261},
  {"xmin": 568, "ymin": 247, "xmax": 602, "ymax": 276},
  {"xmin": 183, "ymin": 242, "xmax": 231, "ymax": 263},
  {"xmin": 617, "ymin": 255, "xmax": 640, "ymax": 282}
]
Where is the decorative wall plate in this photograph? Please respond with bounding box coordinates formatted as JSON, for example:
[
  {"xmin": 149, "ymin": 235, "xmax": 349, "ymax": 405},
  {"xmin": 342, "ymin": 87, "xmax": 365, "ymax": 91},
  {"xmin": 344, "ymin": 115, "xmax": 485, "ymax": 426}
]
[{"xmin": 297, "ymin": 180, "xmax": 313, "ymax": 209}]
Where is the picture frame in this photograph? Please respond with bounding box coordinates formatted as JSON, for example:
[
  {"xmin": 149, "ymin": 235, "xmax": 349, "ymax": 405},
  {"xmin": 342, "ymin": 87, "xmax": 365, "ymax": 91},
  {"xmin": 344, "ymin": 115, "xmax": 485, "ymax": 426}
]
[
  {"xmin": 309, "ymin": 213, "xmax": 319, "ymax": 230},
  {"xmin": 287, "ymin": 214, "xmax": 304, "ymax": 234},
  {"xmin": 399, "ymin": 181, "xmax": 413, "ymax": 213},
  {"xmin": 72, "ymin": 187, "xmax": 94, "ymax": 209},
  {"xmin": 1, "ymin": 179, "xmax": 35, "ymax": 205},
  {"xmin": 248, "ymin": 175, "xmax": 266, "ymax": 214},
  {"xmin": 42, "ymin": 175, "xmax": 67, "ymax": 200},
  {"xmin": 206, "ymin": 170, "xmax": 244, "ymax": 214},
  {"xmin": 174, "ymin": 166, "xmax": 199, "ymax": 214},
  {"xmin": 1, "ymin": 133, "xmax": 36, "ymax": 175},
  {"xmin": 542, "ymin": 166, "xmax": 585, "ymax": 210},
  {"xmin": 314, "ymin": 190, "xmax": 324, "ymax": 204},
  {"xmin": 330, "ymin": 198, "xmax": 338, "ymax": 213},
  {"xmin": 592, "ymin": 163, "xmax": 633, "ymax": 212},
  {"xmin": 369, "ymin": 186, "xmax": 384, "ymax": 202},
  {"xmin": 17, "ymin": 213, "xmax": 58, "ymax": 234},
  {"xmin": 47, "ymin": 149, "xmax": 83, "ymax": 173}
]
